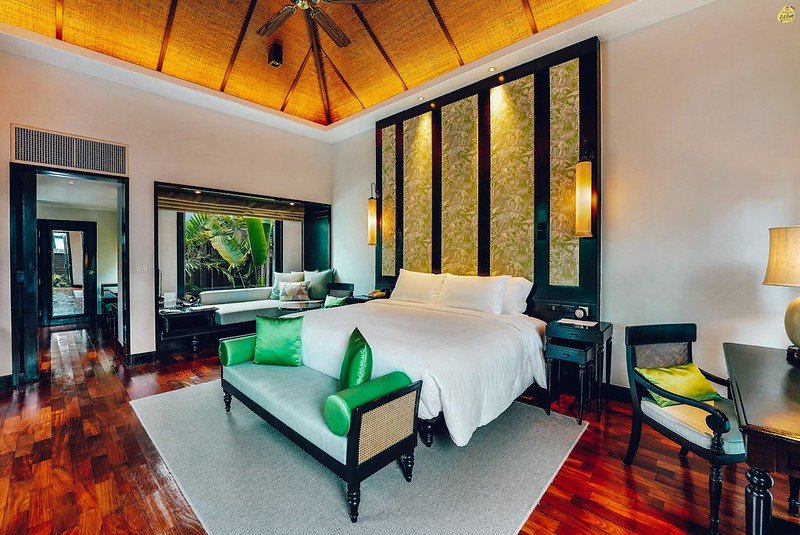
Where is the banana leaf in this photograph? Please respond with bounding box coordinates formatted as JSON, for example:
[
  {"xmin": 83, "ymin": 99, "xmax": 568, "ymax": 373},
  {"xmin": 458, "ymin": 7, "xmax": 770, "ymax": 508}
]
[{"xmin": 246, "ymin": 217, "xmax": 269, "ymax": 267}]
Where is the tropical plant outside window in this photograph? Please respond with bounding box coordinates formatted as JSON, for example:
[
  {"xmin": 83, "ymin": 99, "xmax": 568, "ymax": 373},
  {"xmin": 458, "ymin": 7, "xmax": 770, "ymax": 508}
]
[{"xmin": 184, "ymin": 213, "xmax": 274, "ymax": 296}]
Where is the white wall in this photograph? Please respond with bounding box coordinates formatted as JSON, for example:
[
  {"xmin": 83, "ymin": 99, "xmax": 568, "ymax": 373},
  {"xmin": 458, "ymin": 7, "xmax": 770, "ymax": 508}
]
[
  {"xmin": 37, "ymin": 202, "xmax": 119, "ymax": 314},
  {"xmin": 331, "ymin": 0, "xmax": 800, "ymax": 385},
  {"xmin": 0, "ymin": 50, "xmax": 333, "ymax": 372},
  {"xmin": 282, "ymin": 220, "xmax": 304, "ymax": 273}
]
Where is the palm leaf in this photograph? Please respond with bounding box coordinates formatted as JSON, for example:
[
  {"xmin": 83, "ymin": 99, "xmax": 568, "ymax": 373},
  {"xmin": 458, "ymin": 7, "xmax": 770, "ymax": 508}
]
[{"xmin": 246, "ymin": 217, "xmax": 269, "ymax": 267}]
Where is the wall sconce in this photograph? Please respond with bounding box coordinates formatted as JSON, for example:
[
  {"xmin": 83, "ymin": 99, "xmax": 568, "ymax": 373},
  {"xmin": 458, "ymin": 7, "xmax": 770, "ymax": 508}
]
[
  {"xmin": 367, "ymin": 183, "xmax": 377, "ymax": 246},
  {"xmin": 575, "ymin": 142, "xmax": 594, "ymax": 238}
]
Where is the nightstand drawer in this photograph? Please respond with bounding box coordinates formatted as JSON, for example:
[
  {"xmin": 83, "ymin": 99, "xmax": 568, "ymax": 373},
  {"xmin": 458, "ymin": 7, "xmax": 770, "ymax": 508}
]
[{"xmin": 546, "ymin": 340, "xmax": 595, "ymax": 364}]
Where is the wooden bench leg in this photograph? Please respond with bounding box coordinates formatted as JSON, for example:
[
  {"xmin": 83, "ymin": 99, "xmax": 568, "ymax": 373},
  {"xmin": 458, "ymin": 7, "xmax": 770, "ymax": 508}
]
[
  {"xmin": 419, "ymin": 417, "xmax": 437, "ymax": 447},
  {"xmin": 223, "ymin": 390, "xmax": 232, "ymax": 412},
  {"xmin": 347, "ymin": 483, "xmax": 361, "ymax": 523},
  {"xmin": 400, "ymin": 453, "xmax": 414, "ymax": 482}
]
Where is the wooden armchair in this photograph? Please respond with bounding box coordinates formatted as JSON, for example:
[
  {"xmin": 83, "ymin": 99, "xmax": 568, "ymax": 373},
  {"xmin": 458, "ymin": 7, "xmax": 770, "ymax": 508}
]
[{"xmin": 624, "ymin": 324, "xmax": 745, "ymax": 535}]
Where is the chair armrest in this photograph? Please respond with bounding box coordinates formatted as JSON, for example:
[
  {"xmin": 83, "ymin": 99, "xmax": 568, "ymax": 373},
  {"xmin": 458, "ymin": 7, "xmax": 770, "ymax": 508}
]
[
  {"xmin": 218, "ymin": 334, "xmax": 256, "ymax": 366},
  {"xmin": 633, "ymin": 372, "xmax": 731, "ymax": 435},
  {"xmin": 699, "ymin": 368, "xmax": 732, "ymax": 399}
]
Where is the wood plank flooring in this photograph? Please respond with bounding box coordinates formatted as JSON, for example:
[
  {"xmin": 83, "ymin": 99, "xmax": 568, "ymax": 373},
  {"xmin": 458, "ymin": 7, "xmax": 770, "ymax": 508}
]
[{"xmin": 0, "ymin": 327, "xmax": 797, "ymax": 534}]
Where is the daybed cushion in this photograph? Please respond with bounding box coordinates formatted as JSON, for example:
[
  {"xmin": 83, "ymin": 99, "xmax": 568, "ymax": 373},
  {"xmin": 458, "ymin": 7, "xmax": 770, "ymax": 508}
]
[
  {"xmin": 213, "ymin": 300, "xmax": 284, "ymax": 325},
  {"xmin": 224, "ymin": 361, "xmax": 347, "ymax": 463},
  {"xmin": 200, "ymin": 287, "xmax": 273, "ymax": 305},
  {"xmin": 640, "ymin": 397, "xmax": 745, "ymax": 455}
]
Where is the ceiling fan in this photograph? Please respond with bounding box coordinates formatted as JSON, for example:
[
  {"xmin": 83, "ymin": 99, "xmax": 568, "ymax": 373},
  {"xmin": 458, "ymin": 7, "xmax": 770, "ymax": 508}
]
[{"xmin": 256, "ymin": 0, "xmax": 380, "ymax": 47}]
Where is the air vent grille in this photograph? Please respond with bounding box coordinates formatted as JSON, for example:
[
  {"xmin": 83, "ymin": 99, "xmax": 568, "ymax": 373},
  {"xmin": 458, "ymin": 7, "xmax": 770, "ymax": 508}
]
[{"xmin": 12, "ymin": 125, "xmax": 127, "ymax": 176}]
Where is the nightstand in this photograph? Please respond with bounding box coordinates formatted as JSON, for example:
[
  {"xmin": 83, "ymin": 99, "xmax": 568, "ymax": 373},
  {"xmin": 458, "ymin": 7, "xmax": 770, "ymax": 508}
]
[{"xmin": 545, "ymin": 320, "xmax": 613, "ymax": 423}]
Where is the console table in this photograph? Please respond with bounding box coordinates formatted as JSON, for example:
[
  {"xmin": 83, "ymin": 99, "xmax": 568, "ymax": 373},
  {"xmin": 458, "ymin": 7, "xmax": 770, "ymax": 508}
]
[
  {"xmin": 158, "ymin": 307, "xmax": 218, "ymax": 353},
  {"xmin": 724, "ymin": 343, "xmax": 800, "ymax": 535}
]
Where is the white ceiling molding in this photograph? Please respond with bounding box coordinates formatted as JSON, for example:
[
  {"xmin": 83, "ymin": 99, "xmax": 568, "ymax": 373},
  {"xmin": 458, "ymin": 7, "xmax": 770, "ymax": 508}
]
[{"xmin": 0, "ymin": 0, "xmax": 716, "ymax": 144}]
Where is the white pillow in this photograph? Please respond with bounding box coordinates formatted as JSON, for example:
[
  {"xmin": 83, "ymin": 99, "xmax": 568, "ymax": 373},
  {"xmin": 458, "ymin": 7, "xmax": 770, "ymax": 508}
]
[
  {"xmin": 437, "ymin": 274, "xmax": 510, "ymax": 315},
  {"xmin": 502, "ymin": 277, "xmax": 534, "ymax": 315},
  {"xmin": 390, "ymin": 269, "xmax": 446, "ymax": 304}
]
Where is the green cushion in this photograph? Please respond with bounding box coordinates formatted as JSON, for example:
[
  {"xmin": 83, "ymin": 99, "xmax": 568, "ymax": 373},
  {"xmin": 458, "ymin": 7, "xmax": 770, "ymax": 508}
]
[
  {"xmin": 339, "ymin": 328, "xmax": 373, "ymax": 390},
  {"xmin": 304, "ymin": 269, "xmax": 334, "ymax": 300},
  {"xmin": 254, "ymin": 316, "xmax": 303, "ymax": 366},
  {"xmin": 324, "ymin": 295, "xmax": 347, "ymax": 308},
  {"xmin": 323, "ymin": 371, "xmax": 412, "ymax": 436},
  {"xmin": 269, "ymin": 272, "xmax": 303, "ymax": 300},
  {"xmin": 218, "ymin": 334, "xmax": 256, "ymax": 366},
  {"xmin": 636, "ymin": 362, "xmax": 723, "ymax": 408}
]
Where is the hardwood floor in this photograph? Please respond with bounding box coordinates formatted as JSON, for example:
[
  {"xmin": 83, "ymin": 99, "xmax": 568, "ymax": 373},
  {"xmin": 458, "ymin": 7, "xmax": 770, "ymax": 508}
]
[{"xmin": 1, "ymin": 327, "xmax": 798, "ymax": 534}]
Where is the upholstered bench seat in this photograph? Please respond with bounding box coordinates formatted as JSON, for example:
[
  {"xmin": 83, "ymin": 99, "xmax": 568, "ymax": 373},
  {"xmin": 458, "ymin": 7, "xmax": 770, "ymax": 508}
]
[
  {"xmin": 640, "ymin": 397, "xmax": 745, "ymax": 455},
  {"xmin": 223, "ymin": 361, "xmax": 347, "ymax": 463}
]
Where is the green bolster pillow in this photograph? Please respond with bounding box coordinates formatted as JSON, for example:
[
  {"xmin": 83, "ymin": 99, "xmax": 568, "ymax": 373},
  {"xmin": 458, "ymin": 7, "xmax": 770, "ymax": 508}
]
[
  {"xmin": 218, "ymin": 335, "xmax": 256, "ymax": 367},
  {"xmin": 323, "ymin": 371, "xmax": 412, "ymax": 436}
]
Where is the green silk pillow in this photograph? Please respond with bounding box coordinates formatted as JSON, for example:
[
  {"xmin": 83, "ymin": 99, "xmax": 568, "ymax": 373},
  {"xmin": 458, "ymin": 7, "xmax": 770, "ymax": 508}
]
[
  {"xmin": 339, "ymin": 328, "xmax": 373, "ymax": 390},
  {"xmin": 635, "ymin": 362, "xmax": 722, "ymax": 408},
  {"xmin": 324, "ymin": 295, "xmax": 347, "ymax": 308},
  {"xmin": 304, "ymin": 269, "xmax": 334, "ymax": 300},
  {"xmin": 269, "ymin": 272, "xmax": 303, "ymax": 300},
  {"xmin": 323, "ymin": 371, "xmax": 412, "ymax": 436},
  {"xmin": 253, "ymin": 316, "xmax": 303, "ymax": 366}
]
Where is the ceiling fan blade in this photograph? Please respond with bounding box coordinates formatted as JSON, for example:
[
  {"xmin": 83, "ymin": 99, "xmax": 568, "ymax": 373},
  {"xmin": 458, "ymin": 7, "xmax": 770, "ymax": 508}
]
[
  {"xmin": 322, "ymin": 0, "xmax": 382, "ymax": 4},
  {"xmin": 310, "ymin": 7, "xmax": 351, "ymax": 47},
  {"xmin": 256, "ymin": 5, "xmax": 296, "ymax": 37}
]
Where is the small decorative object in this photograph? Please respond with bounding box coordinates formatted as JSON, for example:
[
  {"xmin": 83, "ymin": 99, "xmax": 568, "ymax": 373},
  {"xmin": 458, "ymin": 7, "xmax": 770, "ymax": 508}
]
[
  {"xmin": 163, "ymin": 292, "xmax": 177, "ymax": 309},
  {"xmin": 778, "ymin": 5, "xmax": 796, "ymax": 23},
  {"xmin": 762, "ymin": 226, "xmax": 800, "ymax": 363},
  {"xmin": 367, "ymin": 183, "xmax": 377, "ymax": 246}
]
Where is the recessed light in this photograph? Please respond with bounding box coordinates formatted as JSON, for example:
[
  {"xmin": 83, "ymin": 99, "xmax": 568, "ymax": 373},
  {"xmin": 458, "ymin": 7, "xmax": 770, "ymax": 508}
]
[
  {"xmin": 193, "ymin": 190, "xmax": 202, "ymax": 194},
  {"xmin": 418, "ymin": 96, "xmax": 425, "ymax": 101},
  {"xmin": 498, "ymin": 75, "xmax": 506, "ymax": 82},
  {"xmin": 289, "ymin": 202, "xmax": 296, "ymax": 206},
  {"xmin": 488, "ymin": 67, "xmax": 497, "ymax": 73},
  {"xmin": 66, "ymin": 180, "xmax": 76, "ymax": 185}
]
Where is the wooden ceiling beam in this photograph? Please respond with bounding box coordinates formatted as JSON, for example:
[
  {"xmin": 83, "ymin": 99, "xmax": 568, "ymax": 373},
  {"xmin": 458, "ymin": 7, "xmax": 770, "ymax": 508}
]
[
  {"xmin": 220, "ymin": 0, "xmax": 259, "ymax": 92},
  {"xmin": 281, "ymin": 47, "xmax": 312, "ymax": 112},
  {"xmin": 521, "ymin": 0, "xmax": 538, "ymax": 34},
  {"xmin": 351, "ymin": 6, "xmax": 408, "ymax": 91},
  {"xmin": 157, "ymin": 0, "xmax": 180, "ymax": 72},
  {"xmin": 305, "ymin": 12, "xmax": 331, "ymax": 125},
  {"xmin": 55, "ymin": 0, "xmax": 63, "ymax": 40},
  {"xmin": 322, "ymin": 48, "xmax": 365, "ymax": 110},
  {"xmin": 425, "ymin": 0, "xmax": 463, "ymax": 66}
]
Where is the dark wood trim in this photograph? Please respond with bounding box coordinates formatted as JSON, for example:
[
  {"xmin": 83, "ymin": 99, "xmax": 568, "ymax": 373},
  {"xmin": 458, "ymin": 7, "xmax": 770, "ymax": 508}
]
[
  {"xmin": 477, "ymin": 90, "xmax": 491, "ymax": 276},
  {"xmin": 322, "ymin": 48, "xmax": 365, "ymax": 110},
  {"xmin": 176, "ymin": 212, "xmax": 185, "ymax": 298},
  {"xmin": 220, "ymin": 0, "xmax": 259, "ymax": 92},
  {"xmin": 157, "ymin": 0, "xmax": 180, "ymax": 72},
  {"xmin": 431, "ymin": 107, "xmax": 442, "ymax": 273},
  {"xmin": 273, "ymin": 220, "xmax": 284, "ymax": 274},
  {"xmin": 395, "ymin": 121, "xmax": 404, "ymax": 276},
  {"xmin": 305, "ymin": 12, "xmax": 331, "ymax": 125},
  {"xmin": 55, "ymin": 0, "xmax": 64, "ymax": 40},
  {"xmin": 425, "ymin": 0, "xmax": 464, "ymax": 66},
  {"xmin": 0, "ymin": 375, "xmax": 11, "ymax": 394},
  {"xmin": 352, "ymin": 6, "xmax": 408, "ymax": 91},
  {"xmin": 521, "ymin": 0, "xmax": 538, "ymax": 34},
  {"xmin": 282, "ymin": 47, "xmax": 313, "ymax": 112},
  {"xmin": 127, "ymin": 351, "xmax": 156, "ymax": 367}
]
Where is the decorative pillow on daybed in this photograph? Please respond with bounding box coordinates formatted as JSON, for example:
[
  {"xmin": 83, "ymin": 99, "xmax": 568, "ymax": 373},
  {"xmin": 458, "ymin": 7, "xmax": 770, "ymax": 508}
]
[
  {"xmin": 390, "ymin": 269, "xmax": 445, "ymax": 304},
  {"xmin": 304, "ymin": 269, "xmax": 335, "ymax": 300},
  {"xmin": 279, "ymin": 281, "xmax": 310, "ymax": 302},
  {"xmin": 339, "ymin": 328, "xmax": 373, "ymax": 390},
  {"xmin": 270, "ymin": 271, "xmax": 304, "ymax": 300},
  {"xmin": 253, "ymin": 316, "xmax": 304, "ymax": 366},
  {"xmin": 635, "ymin": 362, "xmax": 723, "ymax": 407},
  {"xmin": 437, "ymin": 273, "xmax": 510, "ymax": 315},
  {"xmin": 324, "ymin": 295, "xmax": 347, "ymax": 308}
]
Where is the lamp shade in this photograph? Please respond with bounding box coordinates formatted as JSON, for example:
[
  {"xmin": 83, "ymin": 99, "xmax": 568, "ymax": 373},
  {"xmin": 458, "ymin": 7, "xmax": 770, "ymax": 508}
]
[
  {"xmin": 367, "ymin": 196, "xmax": 377, "ymax": 246},
  {"xmin": 763, "ymin": 226, "xmax": 800, "ymax": 287},
  {"xmin": 575, "ymin": 160, "xmax": 592, "ymax": 238}
]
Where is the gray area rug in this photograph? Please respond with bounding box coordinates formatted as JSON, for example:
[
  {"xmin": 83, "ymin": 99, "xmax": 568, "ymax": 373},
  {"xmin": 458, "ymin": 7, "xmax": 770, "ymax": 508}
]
[{"xmin": 131, "ymin": 381, "xmax": 586, "ymax": 535}]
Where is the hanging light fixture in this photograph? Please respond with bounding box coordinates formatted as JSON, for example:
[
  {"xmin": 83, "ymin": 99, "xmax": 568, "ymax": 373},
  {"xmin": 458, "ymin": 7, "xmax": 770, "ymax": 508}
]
[
  {"xmin": 575, "ymin": 142, "xmax": 594, "ymax": 238},
  {"xmin": 367, "ymin": 183, "xmax": 377, "ymax": 246}
]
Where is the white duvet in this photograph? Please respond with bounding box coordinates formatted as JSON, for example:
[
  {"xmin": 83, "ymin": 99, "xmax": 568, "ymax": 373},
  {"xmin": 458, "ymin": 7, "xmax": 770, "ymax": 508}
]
[{"xmin": 297, "ymin": 300, "xmax": 547, "ymax": 446}]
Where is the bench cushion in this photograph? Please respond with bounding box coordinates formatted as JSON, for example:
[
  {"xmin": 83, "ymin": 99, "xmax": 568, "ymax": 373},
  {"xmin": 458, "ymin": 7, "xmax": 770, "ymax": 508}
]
[
  {"xmin": 213, "ymin": 300, "xmax": 283, "ymax": 325},
  {"xmin": 223, "ymin": 362, "xmax": 347, "ymax": 463},
  {"xmin": 200, "ymin": 287, "xmax": 273, "ymax": 305}
]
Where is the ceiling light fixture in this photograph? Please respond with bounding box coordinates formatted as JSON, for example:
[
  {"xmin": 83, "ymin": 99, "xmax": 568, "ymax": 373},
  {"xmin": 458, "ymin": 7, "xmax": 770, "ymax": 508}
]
[
  {"xmin": 194, "ymin": 190, "xmax": 202, "ymax": 194},
  {"xmin": 418, "ymin": 97, "xmax": 424, "ymax": 101},
  {"xmin": 488, "ymin": 67, "xmax": 497, "ymax": 73}
]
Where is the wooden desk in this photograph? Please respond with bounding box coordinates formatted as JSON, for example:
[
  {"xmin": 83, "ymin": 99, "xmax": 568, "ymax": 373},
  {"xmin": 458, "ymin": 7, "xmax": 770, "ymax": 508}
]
[{"xmin": 724, "ymin": 343, "xmax": 800, "ymax": 535}]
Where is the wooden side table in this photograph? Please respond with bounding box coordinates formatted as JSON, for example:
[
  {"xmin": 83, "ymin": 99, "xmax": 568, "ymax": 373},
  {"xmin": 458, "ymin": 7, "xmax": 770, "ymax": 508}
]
[
  {"xmin": 544, "ymin": 338, "xmax": 596, "ymax": 424},
  {"xmin": 158, "ymin": 307, "xmax": 218, "ymax": 353}
]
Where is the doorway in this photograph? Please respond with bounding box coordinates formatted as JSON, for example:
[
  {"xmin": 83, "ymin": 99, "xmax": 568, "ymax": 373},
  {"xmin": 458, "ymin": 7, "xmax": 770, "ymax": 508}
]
[{"xmin": 37, "ymin": 219, "xmax": 97, "ymax": 326}]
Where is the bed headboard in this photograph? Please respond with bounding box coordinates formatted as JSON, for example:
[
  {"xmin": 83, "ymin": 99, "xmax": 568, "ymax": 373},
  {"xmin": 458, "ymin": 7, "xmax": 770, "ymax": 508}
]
[{"xmin": 374, "ymin": 38, "xmax": 601, "ymax": 322}]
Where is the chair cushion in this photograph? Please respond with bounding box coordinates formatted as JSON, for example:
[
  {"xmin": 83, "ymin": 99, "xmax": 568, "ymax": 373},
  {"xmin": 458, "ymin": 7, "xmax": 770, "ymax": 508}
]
[
  {"xmin": 641, "ymin": 397, "xmax": 745, "ymax": 456},
  {"xmin": 213, "ymin": 300, "xmax": 283, "ymax": 325},
  {"xmin": 223, "ymin": 362, "xmax": 347, "ymax": 463}
]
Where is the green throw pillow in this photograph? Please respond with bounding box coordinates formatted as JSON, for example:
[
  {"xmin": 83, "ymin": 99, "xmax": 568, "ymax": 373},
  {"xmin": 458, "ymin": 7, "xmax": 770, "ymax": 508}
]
[
  {"xmin": 339, "ymin": 328, "xmax": 373, "ymax": 390},
  {"xmin": 270, "ymin": 272, "xmax": 303, "ymax": 300},
  {"xmin": 304, "ymin": 269, "xmax": 334, "ymax": 300},
  {"xmin": 635, "ymin": 362, "xmax": 722, "ymax": 408},
  {"xmin": 324, "ymin": 295, "xmax": 347, "ymax": 308},
  {"xmin": 254, "ymin": 316, "xmax": 303, "ymax": 366}
]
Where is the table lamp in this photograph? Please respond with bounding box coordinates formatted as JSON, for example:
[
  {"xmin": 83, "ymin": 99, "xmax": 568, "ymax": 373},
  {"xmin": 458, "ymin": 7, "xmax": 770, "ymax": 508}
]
[{"xmin": 763, "ymin": 226, "xmax": 800, "ymax": 363}]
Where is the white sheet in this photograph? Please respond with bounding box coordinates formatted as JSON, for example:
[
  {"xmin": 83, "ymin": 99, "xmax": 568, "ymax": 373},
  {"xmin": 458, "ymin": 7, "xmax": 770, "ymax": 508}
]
[{"xmin": 297, "ymin": 300, "xmax": 547, "ymax": 446}]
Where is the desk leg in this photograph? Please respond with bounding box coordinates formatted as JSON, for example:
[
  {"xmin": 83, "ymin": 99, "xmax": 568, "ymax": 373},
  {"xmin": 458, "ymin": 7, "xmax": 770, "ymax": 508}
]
[
  {"xmin": 789, "ymin": 476, "xmax": 799, "ymax": 517},
  {"xmin": 605, "ymin": 338, "xmax": 613, "ymax": 405},
  {"xmin": 578, "ymin": 364, "xmax": 586, "ymax": 425},
  {"xmin": 545, "ymin": 358, "xmax": 552, "ymax": 416},
  {"xmin": 745, "ymin": 468, "xmax": 773, "ymax": 535}
]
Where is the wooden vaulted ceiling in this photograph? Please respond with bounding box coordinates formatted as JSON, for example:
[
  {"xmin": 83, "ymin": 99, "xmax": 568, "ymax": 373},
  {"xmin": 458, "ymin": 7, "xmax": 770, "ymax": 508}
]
[{"xmin": 0, "ymin": 0, "xmax": 610, "ymax": 125}]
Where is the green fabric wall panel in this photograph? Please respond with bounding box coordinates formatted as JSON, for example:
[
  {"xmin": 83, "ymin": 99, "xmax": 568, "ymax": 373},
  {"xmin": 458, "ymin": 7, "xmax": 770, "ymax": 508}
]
[
  {"xmin": 381, "ymin": 125, "xmax": 397, "ymax": 276},
  {"xmin": 441, "ymin": 96, "xmax": 479, "ymax": 275},
  {"xmin": 402, "ymin": 113, "xmax": 433, "ymax": 273},
  {"xmin": 489, "ymin": 75, "xmax": 535, "ymax": 279},
  {"xmin": 549, "ymin": 58, "xmax": 580, "ymax": 287}
]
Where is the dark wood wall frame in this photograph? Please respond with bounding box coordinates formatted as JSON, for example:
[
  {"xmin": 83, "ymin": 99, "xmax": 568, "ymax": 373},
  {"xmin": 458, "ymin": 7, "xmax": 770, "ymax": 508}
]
[
  {"xmin": 374, "ymin": 37, "xmax": 601, "ymax": 320},
  {"xmin": 9, "ymin": 163, "xmax": 132, "ymax": 385}
]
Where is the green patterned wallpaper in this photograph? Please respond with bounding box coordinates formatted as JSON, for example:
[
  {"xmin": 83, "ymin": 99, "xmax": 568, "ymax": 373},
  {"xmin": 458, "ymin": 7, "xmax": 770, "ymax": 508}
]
[
  {"xmin": 489, "ymin": 75, "xmax": 535, "ymax": 279},
  {"xmin": 403, "ymin": 113, "xmax": 433, "ymax": 273},
  {"xmin": 441, "ymin": 96, "xmax": 479, "ymax": 275},
  {"xmin": 380, "ymin": 125, "xmax": 397, "ymax": 276},
  {"xmin": 549, "ymin": 59, "xmax": 580, "ymax": 287}
]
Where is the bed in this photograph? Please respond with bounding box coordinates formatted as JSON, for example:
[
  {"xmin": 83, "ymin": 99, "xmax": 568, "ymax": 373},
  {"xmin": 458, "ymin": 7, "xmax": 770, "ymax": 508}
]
[{"xmin": 296, "ymin": 298, "xmax": 547, "ymax": 447}]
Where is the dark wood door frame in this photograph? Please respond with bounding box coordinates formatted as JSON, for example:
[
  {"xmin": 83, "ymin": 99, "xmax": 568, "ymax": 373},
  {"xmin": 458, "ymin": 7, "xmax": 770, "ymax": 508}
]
[
  {"xmin": 9, "ymin": 163, "xmax": 131, "ymax": 386},
  {"xmin": 37, "ymin": 219, "xmax": 98, "ymax": 327}
]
